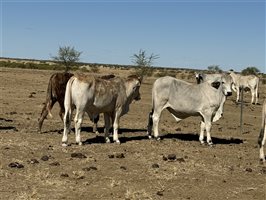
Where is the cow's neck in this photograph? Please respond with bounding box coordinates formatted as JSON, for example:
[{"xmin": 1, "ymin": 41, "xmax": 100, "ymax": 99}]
[{"xmin": 202, "ymin": 82, "xmax": 224, "ymax": 105}]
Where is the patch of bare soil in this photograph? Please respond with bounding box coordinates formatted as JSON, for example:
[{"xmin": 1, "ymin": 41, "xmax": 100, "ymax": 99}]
[{"xmin": 0, "ymin": 67, "xmax": 265, "ymax": 200}]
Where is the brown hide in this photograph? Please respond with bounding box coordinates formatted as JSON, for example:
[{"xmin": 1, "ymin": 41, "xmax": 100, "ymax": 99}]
[{"xmin": 38, "ymin": 72, "xmax": 73, "ymax": 132}]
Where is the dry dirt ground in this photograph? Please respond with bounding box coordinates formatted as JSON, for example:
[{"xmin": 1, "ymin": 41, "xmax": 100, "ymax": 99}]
[{"xmin": 0, "ymin": 67, "xmax": 265, "ymax": 200}]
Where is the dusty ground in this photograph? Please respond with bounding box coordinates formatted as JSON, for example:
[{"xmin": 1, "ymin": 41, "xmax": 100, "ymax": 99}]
[{"xmin": 0, "ymin": 67, "xmax": 265, "ymax": 200}]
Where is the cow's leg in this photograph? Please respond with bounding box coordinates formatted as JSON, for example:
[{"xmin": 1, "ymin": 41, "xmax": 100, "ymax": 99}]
[
  {"xmin": 38, "ymin": 100, "xmax": 56, "ymax": 132},
  {"xmin": 93, "ymin": 114, "xmax": 100, "ymax": 135},
  {"xmin": 62, "ymin": 109, "xmax": 72, "ymax": 146},
  {"xmin": 147, "ymin": 110, "xmax": 153, "ymax": 138},
  {"xmin": 255, "ymin": 88, "xmax": 259, "ymax": 105},
  {"xmin": 58, "ymin": 102, "xmax": 65, "ymax": 121},
  {"xmin": 59, "ymin": 108, "xmax": 64, "ymax": 121},
  {"xmin": 203, "ymin": 115, "xmax": 213, "ymax": 145},
  {"xmin": 74, "ymin": 109, "xmax": 84, "ymax": 145},
  {"xmin": 199, "ymin": 121, "xmax": 206, "ymax": 144},
  {"xmin": 259, "ymin": 128, "xmax": 266, "ymax": 162},
  {"xmin": 205, "ymin": 121, "xmax": 213, "ymax": 146},
  {"xmin": 38, "ymin": 107, "xmax": 48, "ymax": 133},
  {"xmin": 153, "ymin": 108, "xmax": 163, "ymax": 140},
  {"xmin": 236, "ymin": 87, "xmax": 240, "ymax": 103},
  {"xmin": 251, "ymin": 89, "xmax": 255, "ymax": 104},
  {"xmin": 112, "ymin": 112, "xmax": 121, "ymax": 144},
  {"xmin": 104, "ymin": 113, "xmax": 111, "ymax": 143},
  {"xmin": 87, "ymin": 112, "xmax": 100, "ymax": 135}
]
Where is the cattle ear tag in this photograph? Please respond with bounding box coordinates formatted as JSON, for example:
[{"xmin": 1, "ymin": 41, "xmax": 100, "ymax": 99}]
[{"xmin": 211, "ymin": 82, "xmax": 220, "ymax": 89}]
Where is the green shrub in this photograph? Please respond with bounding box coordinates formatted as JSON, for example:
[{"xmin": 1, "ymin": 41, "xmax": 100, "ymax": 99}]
[{"xmin": 241, "ymin": 67, "xmax": 260, "ymax": 75}]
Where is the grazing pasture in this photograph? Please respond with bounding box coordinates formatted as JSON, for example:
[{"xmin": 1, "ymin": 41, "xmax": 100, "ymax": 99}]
[{"xmin": 0, "ymin": 67, "xmax": 265, "ymax": 200}]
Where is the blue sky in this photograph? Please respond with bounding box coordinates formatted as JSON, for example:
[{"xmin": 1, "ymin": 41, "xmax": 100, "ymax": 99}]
[{"xmin": 1, "ymin": 0, "xmax": 265, "ymax": 72}]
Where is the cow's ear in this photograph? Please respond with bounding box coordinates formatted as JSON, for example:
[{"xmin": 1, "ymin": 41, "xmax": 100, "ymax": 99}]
[{"xmin": 211, "ymin": 82, "xmax": 220, "ymax": 89}]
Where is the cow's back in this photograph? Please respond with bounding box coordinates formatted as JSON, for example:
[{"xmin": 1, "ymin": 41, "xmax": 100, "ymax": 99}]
[{"xmin": 72, "ymin": 75, "xmax": 126, "ymax": 113}]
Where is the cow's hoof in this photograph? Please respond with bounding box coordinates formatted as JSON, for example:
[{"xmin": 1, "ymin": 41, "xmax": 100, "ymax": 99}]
[
  {"xmin": 148, "ymin": 135, "xmax": 153, "ymax": 139},
  {"xmin": 105, "ymin": 138, "xmax": 110, "ymax": 143},
  {"xmin": 155, "ymin": 137, "xmax": 161, "ymax": 141},
  {"xmin": 115, "ymin": 140, "xmax": 121, "ymax": 145},
  {"xmin": 207, "ymin": 140, "xmax": 213, "ymax": 145},
  {"xmin": 208, "ymin": 143, "xmax": 214, "ymax": 147},
  {"xmin": 200, "ymin": 141, "xmax": 205, "ymax": 145},
  {"xmin": 77, "ymin": 142, "xmax": 82, "ymax": 146},
  {"xmin": 95, "ymin": 131, "xmax": 100, "ymax": 136},
  {"xmin": 259, "ymin": 158, "xmax": 265, "ymax": 164},
  {"xmin": 62, "ymin": 143, "xmax": 68, "ymax": 147}
]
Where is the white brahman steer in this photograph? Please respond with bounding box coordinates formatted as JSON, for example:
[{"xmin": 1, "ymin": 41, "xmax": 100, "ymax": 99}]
[
  {"xmin": 229, "ymin": 71, "xmax": 259, "ymax": 104},
  {"xmin": 62, "ymin": 74, "xmax": 141, "ymax": 146},
  {"xmin": 258, "ymin": 99, "xmax": 266, "ymax": 162},
  {"xmin": 147, "ymin": 75, "xmax": 233, "ymax": 145}
]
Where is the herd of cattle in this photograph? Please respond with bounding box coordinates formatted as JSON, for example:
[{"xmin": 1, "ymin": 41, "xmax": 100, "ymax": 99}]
[{"xmin": 37, "ymin": 70, "xmax": 266, "ymax": 163}]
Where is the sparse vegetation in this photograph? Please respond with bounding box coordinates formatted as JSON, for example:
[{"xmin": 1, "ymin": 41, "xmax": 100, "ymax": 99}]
[
  {"xmin": 131, "ymin": 49, "xmax": 159, "ymax": 77},
  {"xmin": 90, "ymin": 65, "xmax": 100, "ymax": 73},
  {"xmin": 207, "ymin": 65, "xmax": 222, "ymax": 73},
  {"xmin": 0, "ymin": 61, "xmax": 78, "ymax": 71},
  {"xmin": 154, "ymin": 69, "xmax": 176, "ymax": 78},
  {"xmin": 51, "ymin": 46, "xmax": 82, "ymax": 72}
]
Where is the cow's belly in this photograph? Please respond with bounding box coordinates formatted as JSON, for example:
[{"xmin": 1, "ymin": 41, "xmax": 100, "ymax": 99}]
[
  {"xmin": 166, "ymin": 104, "xmax": 201, "ymax": 119},
  {"xmin": 85, "ymin": 103, "xmax": 115, "ymax": 114}
]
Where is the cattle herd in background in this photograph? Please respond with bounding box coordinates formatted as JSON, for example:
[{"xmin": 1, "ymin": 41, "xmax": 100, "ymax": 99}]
[{"xmin": 37, "ymin": 70, "xmax": 266, "ymax": 163}]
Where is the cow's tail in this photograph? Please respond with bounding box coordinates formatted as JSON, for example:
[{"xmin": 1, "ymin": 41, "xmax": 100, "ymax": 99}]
[
  {"xmin": 46, "ymin": 74, "xmax": 55, "ymax": 118},
  {"xmin": 64, "ymin": 76, "xmax": 75, "ymax": 117}
]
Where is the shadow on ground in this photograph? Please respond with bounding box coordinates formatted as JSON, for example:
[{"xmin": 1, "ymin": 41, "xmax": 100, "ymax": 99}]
[
  {"xmin": 162, "ymin": 132, "xmax": 243, "ymax": 145},
  {"xmin": 43, "ymin": 127, "xmax": 243, "ymax": 145}
]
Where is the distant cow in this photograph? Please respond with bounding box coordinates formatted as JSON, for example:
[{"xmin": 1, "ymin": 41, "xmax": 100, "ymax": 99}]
[
  {"xmin": 195, "ymin": 72, "xmax": 224, "ymax": 84},
  {"xmin": 62, "ymin": 74, "xmax": 142, "ymax": 146},
  {"xmin": 38, "ymin": 72, "xmax": 115, "ymax": 133},
  {"xmin": 258, "ymin": 99, "xmax": 266, "ymax": 162},
  {"xmin": 229, "ymin": 71, "xmax": 259, "ymax": 104},
  {"xmin": 147, "ymin": 75, "xmax": 233, "ymax": 145}
]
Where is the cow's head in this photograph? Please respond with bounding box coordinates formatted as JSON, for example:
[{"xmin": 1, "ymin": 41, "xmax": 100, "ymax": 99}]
[
  {"xmin": 220, "ymin": 75, "xmax": 233, "ymax": 96},
  {"xmin": 195, "ymin": 72, "xmax": 203, "ymax": 84},
  {"xmin": 126, "ymin": 75, "xmax": 142, "ymax": 101}
]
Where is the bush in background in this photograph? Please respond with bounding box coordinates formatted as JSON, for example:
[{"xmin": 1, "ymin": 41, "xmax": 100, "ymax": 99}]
[{"xmin": 241, "ymin": 66, "xmax": 260, "ymax": 75}]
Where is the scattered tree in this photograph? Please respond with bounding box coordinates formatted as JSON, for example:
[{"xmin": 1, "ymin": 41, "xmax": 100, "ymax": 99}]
[
  {"xmin": 207, "ymin": 65, "xmax": 222, "ymax": 73},
  {"xmin": 52, "ymin": 46, "xmax": 82, "ymax": 72},
  {"xmin": 241, "ymin": 66, "xmax": 260, "ymax": 75},
  {"xmin": 131, "ymin": 49, "xmax": 159, "ymax": 77}
]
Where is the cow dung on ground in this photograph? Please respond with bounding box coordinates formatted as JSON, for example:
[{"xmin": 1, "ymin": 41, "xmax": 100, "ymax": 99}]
[{"xmin": 0, "ymin": 68, "xmax": 265, "ymax": 200}]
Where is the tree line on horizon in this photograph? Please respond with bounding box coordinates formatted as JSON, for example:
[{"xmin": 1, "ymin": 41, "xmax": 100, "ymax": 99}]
[{"xmin": 0, "ymin": 45, "xmax": 262, "ymax": 77}]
